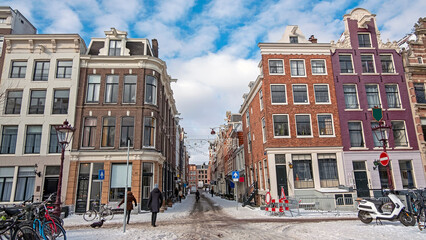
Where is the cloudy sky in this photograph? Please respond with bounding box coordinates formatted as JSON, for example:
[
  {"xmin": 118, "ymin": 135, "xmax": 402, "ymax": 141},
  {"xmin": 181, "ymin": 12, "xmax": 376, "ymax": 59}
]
[{"xmin": 3, "ymin": 0, "xmax": 425, "ymax": 165}]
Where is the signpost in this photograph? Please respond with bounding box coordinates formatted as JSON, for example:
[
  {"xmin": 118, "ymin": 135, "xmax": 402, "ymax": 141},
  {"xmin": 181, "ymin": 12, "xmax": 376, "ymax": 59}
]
[{"xmin": 232, "ymin": 171, "xmax": 239, "ymax": 210}]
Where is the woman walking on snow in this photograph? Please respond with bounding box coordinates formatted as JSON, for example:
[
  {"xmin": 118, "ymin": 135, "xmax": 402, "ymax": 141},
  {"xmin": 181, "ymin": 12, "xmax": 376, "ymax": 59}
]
[
  {"xmin": 148, "ymin": 184, "xmax": 163, "ymax": 227},
  {"xmin": 118, "ymin": 191, "xmax": 137, "ymax": 224}
]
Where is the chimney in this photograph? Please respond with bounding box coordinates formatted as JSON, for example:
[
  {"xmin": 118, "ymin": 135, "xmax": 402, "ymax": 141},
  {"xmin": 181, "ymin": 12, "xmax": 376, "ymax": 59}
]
[
  {"xmin": 152, "ymin": 39, "xmax": 159, "ymax": 57},
  {"xmin": 308, "ymin": 35, "xmax": 317, "ymax": 43}
]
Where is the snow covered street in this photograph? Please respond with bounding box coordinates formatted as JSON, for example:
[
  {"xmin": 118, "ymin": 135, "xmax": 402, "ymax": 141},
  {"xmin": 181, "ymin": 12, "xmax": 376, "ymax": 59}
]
[{"xmin": 65, "ymin": 192, "xmax": 426, "ymax": 239}]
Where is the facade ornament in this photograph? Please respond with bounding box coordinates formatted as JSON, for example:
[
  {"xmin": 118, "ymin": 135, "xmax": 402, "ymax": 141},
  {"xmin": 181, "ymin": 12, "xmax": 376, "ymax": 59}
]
[
  {"xmin": 51, "ymin": 39, "xmax": 56, "ymax": 53},
  {"xmin": 29, "ymin": 39, "xmax": 34, "ymax": 53},
  {"xmin": 5, "ymin": 39, "xmax": 11, "ymax": 53}
]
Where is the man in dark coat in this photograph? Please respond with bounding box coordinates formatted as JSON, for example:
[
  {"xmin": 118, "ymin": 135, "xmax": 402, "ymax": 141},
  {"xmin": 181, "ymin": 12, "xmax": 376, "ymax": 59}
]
[
  {"xmin": 118, "ymin": 191, "xmax": 137, "ymax": 224},
  {"xmin": 147, "ymin": 184, "xmax": 163, "ymax": 227}
]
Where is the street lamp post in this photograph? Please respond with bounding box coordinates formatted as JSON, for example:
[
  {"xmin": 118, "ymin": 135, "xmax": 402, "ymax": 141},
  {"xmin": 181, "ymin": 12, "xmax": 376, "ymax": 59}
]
[
  {"xmin": 53, "ymin": 120, "xmax": 75, "ymax": 217},
  {"xmin": 372, "ymin": 107, "xmax": 393, "ymax": 191}
]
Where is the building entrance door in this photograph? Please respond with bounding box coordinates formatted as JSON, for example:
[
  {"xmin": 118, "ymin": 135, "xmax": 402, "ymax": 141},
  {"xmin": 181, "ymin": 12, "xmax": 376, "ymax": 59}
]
[
  {"xmin": 353, "ymin": 161, "xmax": 370, "ymax": 198},
  {"xmin": 275, "ymin": 165, "xmax": 288, "ymax": 197},
  {"xmin": 141, "ymin": 163, "xmax": 153, "ymax": 210}
]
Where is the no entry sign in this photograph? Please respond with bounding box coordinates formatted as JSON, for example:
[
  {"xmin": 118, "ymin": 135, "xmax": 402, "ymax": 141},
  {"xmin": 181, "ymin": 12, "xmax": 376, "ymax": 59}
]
[{"xmin": 380, "ymin": 152, "xmax": 390, "ymax": 166}]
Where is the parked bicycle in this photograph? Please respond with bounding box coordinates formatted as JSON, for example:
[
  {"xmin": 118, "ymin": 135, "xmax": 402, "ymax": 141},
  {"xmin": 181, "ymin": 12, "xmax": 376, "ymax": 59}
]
[
  {"xmin": 409, "ymin": 189, "xmax": 426, "ymax": 231},
  {"xmin": 0, "ymin": 207, "xmax": 38, "ymax": 240},
  {"xmin": 83, "ymin": 202, "xmax": 114, "ymax": 221}
]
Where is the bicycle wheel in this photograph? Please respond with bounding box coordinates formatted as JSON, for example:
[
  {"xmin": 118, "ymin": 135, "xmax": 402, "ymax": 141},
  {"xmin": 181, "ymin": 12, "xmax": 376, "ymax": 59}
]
[
  {"xmin": 100, "ymin": 209, "xmax": 114, "ymax": 221},
  {"xmin": 49, "ymin": 216, "xmax": 64, "ymax": 227},
  {"xmin": 419, "ymin": 208, "xmax": 425, "ymax": 231},
  {"xmin": 42, "ymin": 221, "xmax": 66, "ymax": 240},
  {"xmin": 12, "ymin": 225, "xmax": 39, "ymax": 240},
  {"xmin": 83, "ymin": 210, "xmax": 97, "ymax": 222}
]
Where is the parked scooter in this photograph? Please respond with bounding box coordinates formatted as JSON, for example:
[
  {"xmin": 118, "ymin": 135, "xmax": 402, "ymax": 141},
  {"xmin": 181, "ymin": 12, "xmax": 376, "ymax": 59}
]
[{"xmin": 357, "ymin": 191, "xmax": 416, "ymax": 226}]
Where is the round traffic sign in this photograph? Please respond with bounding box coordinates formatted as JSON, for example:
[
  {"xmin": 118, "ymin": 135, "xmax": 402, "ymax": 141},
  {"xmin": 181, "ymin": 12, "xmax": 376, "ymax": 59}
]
[
  {"xmin": 265, "ymin": 192, "xmax": 271, "ymax": 205},
  {"xmin": 379, "ymin": 152, "xmax": 389, "ymax": 166}
]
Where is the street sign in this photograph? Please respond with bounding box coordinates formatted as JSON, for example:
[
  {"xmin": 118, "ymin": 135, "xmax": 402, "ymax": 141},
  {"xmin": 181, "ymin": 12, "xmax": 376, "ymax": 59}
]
[
  {"xmin": 232, "ymin": 171, "xmax": 239, "ymax": 182},
  {"xmin": 265, "ymin": 192, "xmax": 271, "ymax": 205},
  {"xmin": 99, "ymin": 169, "xmax": 105, "ymax": 180},
  {"xmin": 372, "ymin": 107, "xmax": 383, "ymax": 122},
  {"xmin": 380, "ymin": 152, "xmax": 390, "ymax": 166}
]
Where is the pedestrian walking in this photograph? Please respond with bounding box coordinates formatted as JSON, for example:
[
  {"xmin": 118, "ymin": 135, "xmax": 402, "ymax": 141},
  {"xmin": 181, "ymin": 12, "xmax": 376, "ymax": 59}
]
[
  {"xmin": 210, "ymin": 188, "xmax": 214, "ymax": 197},
  {"xmin": 147, "ymin": 184, "xmax": 163, "ymax": 227},
  {"xmin": 118, "ymin": 191, "xmax": 137, "ymax": 224},
  {"xmin": 178, "ymin": 189, "xmax": 183, "ymax": 202},
  {"xmin": 195, "ymin": 190, "xmax": 200, "ymax": 202}
]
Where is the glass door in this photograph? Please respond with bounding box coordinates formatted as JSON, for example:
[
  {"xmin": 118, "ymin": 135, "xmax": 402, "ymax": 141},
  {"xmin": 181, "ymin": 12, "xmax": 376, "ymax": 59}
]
[{"xmin": 142, "ymin": 163, "xmax": 153, "ymax": 210}]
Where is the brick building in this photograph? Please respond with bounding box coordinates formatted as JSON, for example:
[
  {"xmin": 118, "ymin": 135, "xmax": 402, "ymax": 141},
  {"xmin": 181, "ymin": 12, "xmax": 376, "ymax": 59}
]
[
  {"xmin": 188, "ymin": 164, "xmax": 197, "ymax": 192},
  {"xmin": 402, "ymin": 18, "xmax": 426, "ymax": 175},
  {"xmin": 65, "ymin": 28, "xmax": 179, "ymax": 212},
  {"xmin": 331, "ymin": 9, "xmax": 425, "ymax": 198},
  {"xmin": 240, "ymin": 26, "xmax": 344, "ymax": 202}
]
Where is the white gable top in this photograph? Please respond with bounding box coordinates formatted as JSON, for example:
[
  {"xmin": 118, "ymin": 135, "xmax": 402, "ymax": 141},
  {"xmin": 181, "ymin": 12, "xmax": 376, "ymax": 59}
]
[{"xmin": 278, "ymin": 25, "xmax": 309, "ymax": 43}]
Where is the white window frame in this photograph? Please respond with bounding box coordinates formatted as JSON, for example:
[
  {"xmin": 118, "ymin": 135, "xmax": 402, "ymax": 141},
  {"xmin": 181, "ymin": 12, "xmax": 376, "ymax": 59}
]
[
  {"xmin": 261, "ymin": 117, "xmax": 266, "ymax": 143},
  {"xmin": 290, "ymin": 59, "xmax": 306, "ymax": 77},
  {"xmin": 361, "ymin": 54, "xmax": 377, "ymax": 74},
  {"xmin": 272, "ymin": 114, "xmax": 290, "ymax": 138},
  {"xmin": 313, "ymin": 84, "xmax": 331, "ymax": 104},
  {"xmin": 385, "ymin": 84, "xmax": 402, "ymax": 109},
  {"xmin": 292, "ymin": 84, "xmax": 309, "ymax": 105},
  {"xmin": 339, "ymin": 54, "xmax": 355, "ymax": 75},
  {"xmin": 310, "ymin": 59, "xmax": 327, "ymax": 75},
  {"xmin": 380, "ymin": 54, "xmax": 396, "ymax": 74},
  {"xmin": 348, "ymin": 121, "xmax": 366, "ymax": 149},
  {"xmin": 317, "ymin": 114, "xmax": 335, "ymax": 137},
  {"xmin": 268, "ymin": 59, "xmax": 285, "ymax": 75},
  {"xmin": 358, "ymin": 33, "xmax": 372, "ymax": 48},
  {"xmin": 270, "ymin": 84, "xmax": 287, "ymax": 105},
  {"xmin": 259, "ymin": 89, "xmax": 264, "ymax": 111},
  {"xmin": 295, "ymin": 114, "xmax": 313, "ymax": 138},
  {"xmin": 343, "ymin": 84, "xmax": 360, "ymax": 110},
  {"xmin": 365, "ymin": 84, "xmax": 382, "ymax": 109},
  {"xmin": 391, "ymin": 120, "xmax": 410, "ymax": 148}
]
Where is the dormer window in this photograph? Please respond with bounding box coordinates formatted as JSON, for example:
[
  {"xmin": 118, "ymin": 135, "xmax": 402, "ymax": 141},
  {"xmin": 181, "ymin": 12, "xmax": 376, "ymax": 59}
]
[
  {"xmin": 290, "ymin": 36, "xmax": 298, "ymax": 43},
  {"xmin": 108, "ymin": 40, "xmax": 121, "ymax": 56},
  {"xmin": 358, "ymin": 33, "xmax": 371, "ymax": 48}
]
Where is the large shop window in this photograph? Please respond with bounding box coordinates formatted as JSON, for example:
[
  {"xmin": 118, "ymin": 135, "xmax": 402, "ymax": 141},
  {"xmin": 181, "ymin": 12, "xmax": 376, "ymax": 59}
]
[
  {"xmin": 293, "ymin": 154, "xmax": 314, "ymax": 189},
  {"xmin": 399, "ymin": 160, "xmax": 415, "ymax": 189},
  {"xmin": 110, "ymin": 164, "xmax": 132, "ymax": 201},
  {"xmin": 318, "ymin": 154, "xmax": 339, "ymax": 188},
  {"xmin": 14, "ymin": 167, "xmax": 35, "ymax": 201},
  {"xmin": 0, "ymin": 167, "xmax": 14, "ymax": 201}
]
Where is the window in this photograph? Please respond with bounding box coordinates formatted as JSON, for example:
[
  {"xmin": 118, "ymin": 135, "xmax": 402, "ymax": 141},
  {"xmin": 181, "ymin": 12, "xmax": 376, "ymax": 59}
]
[
  {"xmin": 5, "ymin": 90, "xmax": 23, "ymax": 114},
  {"xmin": 269, "ymin": 60, "xmax": 284, "ymax": 74},
  {"xmin": 14, "ymin": 167, "xmax": 35, "ymax": 201},
  {"xmin": 339, "ymin": 55, "xmax": 354, "ymax": 73},
  {"xmin": 358, "ymin": 33, "xmax": 371, "ymax": 47},
  {"xmin": 399, "ymin": 160, "xmax": 415, "ymax": 189},
  {"xmin": 293, "ymin": 85, "xmax": 308, "ymax": 103},
  {"xmin": 379, "ymin": 164, "xmax": 391, "ymax": 189},
  {"xmin": 380, "ymin": 55, "xmax": 395, "ymax": 73},
  {"xmin": 123, "ymin": 75, "xmax": 137, "ymax": 103},
  {"xmin": 105, "ymin": 75, "xmax": 119, "ymax": 103},
  {"xmin": 371, "ymin": 121, "xmax": 387, "ymax": 148},
  {"xmin": 361, "ymin": 55, "xmax": 375, "ymax": 73},
  {"xmin": 318, "ymin": 154, "xmax": 338, "ymax": 188},
  {"xmin": 10, "ymin": 61, "xmax": 27, "ymax": 78},
  {"xmin": 86, "ymin": 75, "xmax": 101, "ymax": 103},
  {"xmin": 120, "ymin": 117, "xmax": 134, "ymax": 147},
  {"xmin": 246, "ymin": 110, "xmax": 250, "ymax": 128},
  {"xmin": 82, "ymin": 118, "xmax": 97, "ymax": 147},
  {"xmin": 290, "ymin": 36, "xmax": 298, "ymax": 43},
  {"xmin": 143, "ymin": 117, "xmax": 155, "ymax": 147},
  {"xmin": 348, "ymin": 122, "xmax": 364, "ymax": 147},
  {"xmin": 29, "ymin": 90, "xmax": 46, "ymax": 114},
  {"xmin": 365, "ymin": 85, "xmax": 381, "ymax": 108},
  {"xmin": 101, "ymin": 117, "xmax": 115, "ymax": 147},
  {"xmin": 295, "ymin": 115, "xmax": 311, "ymax": 136},
  {"xmin": 415, "ymin": 83, "xmax": 426, "ymax": 103},
  {"xmin": 49, "ymin": 126, "xmax": 61, "ymax": 153},
  {"xmin": 392, "ymin": 121, "xmax": 408, "ymax": 147},
  {"xmin": 273, "ymin": 115, "xmax": 289, "ymax": 137},
  {"xmin": 1, "ymin": 126, "xmax": 18, "ymax": 154},
  {"xmin": 56, "ymin": 60, "xmax": 72, "ymax": 78},
  {"xmin": 33, "ymin": 61, "xmax": 50, "ymax": 81},
  {"xmin": 290, "ymin": 60, "xmax": 305, "ymax": 76},
  {"xmin": 108, "ymin": 40, "xmax": 121, "ymax": 56},
  {"xmin": 52, "ymin": 89, "xmax": 69, "ymax": 114},
  {"xmin": 314, "ymin": 84, "xmax": 329, "ymax": 103},
  {"xmin": 318, "ymin": 114, "xmax": 334, "ymax": 136},
  {"xmin": 0, "ymin": 18, "xmax": 5, "ymax": 23},
  {"xmin": 271, "ymin": 85, "xmax": 286, "ymax": 104},
  {"xmin": 145, "ymin": 75, "xmax": 157, "ymax": 105},
  {"xmin": 25, "ymin": 125, "xmax": 42, "ymax": 154},
  {"xmin": 311, "ymin": 60, "xmax": 326, "ymax": 74},
  {"xmin": 110, "ymin": 164, "xmax": 132, "ymax": 201},
  {"xmin": 293, "ymin": 154, "xmax": 313, "ymax": 189},
  {"xmin": 422, "ymin": 118, "xmax": 426, "ymax": 139},
  {"xmin": 385, "ymin": 85, "xmax": 401, "ymax": 108},
  {"xmin": 261, "ymin": 118, "xmax": 266, "ymax": 142},
  {"xmin": 275, "ymin": 154, "xmax": 286, "ymax": 164},
  {"xmin": 418, "ymin": 57, "xmax": 424, "ymax": 64},
  {"xmin": 259, "ymin": 90, "xmax": 264, "ymax": 110},
  {"xmin": 247, "ymin": 132, "xmax": 251, "ymax": 153},
  {"xmin": 0, "ymin": 167, "xmax": 14, "ymax": 201}
]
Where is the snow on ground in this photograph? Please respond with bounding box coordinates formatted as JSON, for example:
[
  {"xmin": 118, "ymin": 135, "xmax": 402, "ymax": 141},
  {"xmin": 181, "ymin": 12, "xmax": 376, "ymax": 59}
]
[{"xmin": 65, "ymin": 192, "xmax": 426, "ymax": 240}]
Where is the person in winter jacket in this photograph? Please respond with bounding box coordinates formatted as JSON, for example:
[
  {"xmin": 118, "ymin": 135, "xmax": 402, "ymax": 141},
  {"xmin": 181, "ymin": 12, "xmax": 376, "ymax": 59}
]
[
  {"xmin": 118, "ymin": 191, "xmax": 137, "ymax": 224},
  {"xmin": 147, "ymin": 184, "xmax": 163, "ymax": 227}
]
